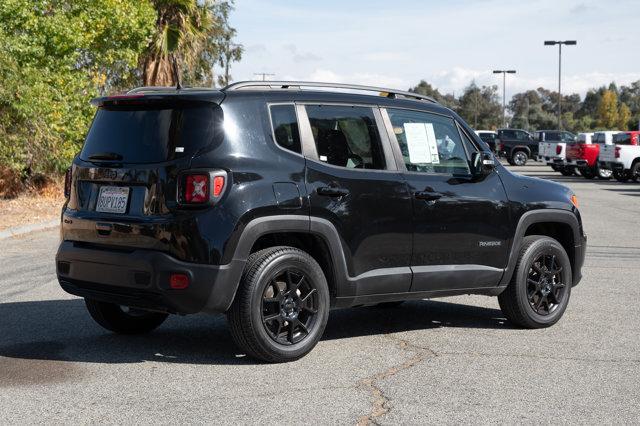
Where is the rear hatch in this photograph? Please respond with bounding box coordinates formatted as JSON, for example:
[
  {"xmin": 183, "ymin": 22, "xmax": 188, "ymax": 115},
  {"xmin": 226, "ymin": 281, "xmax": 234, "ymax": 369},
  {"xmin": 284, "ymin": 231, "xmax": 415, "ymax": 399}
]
[{"xmin": 63, "ymin": 93, "xmax": 225, "ymax": 259}]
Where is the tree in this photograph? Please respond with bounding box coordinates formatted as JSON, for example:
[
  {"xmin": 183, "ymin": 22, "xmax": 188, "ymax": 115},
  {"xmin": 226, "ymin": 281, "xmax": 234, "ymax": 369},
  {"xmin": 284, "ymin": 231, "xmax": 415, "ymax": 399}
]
[
  {"xmin": 0, "ymin": 0, "xmax": 154, "ymax": 188},
  {"xmin": 409, "ymin": 80, "xmax": 458, "ymax": 110},
  {"xmin": 508, "ymin": 89, "xmax": 555, "ymax": 131},
  {"xmin": 141, "ymin": 0, "xmax": 242, "ymax": 87},
  {"xmin": 597, "ymin": 90, "xmax": 619, "ymax": 129},
  {"xmin": 456, "ymin": 82, "xmax": 502, "ymax": 129},
  {"xmin": 618, "ymin": 102, "xmax": 631, "ymax": 130}
]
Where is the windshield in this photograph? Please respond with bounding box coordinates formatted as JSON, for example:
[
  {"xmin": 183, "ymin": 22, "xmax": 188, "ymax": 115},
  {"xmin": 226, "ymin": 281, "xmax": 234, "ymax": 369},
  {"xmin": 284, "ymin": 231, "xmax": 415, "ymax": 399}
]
[{"xmin": 80, "ymin": 104, "xmax": 222, "ymax": 164}]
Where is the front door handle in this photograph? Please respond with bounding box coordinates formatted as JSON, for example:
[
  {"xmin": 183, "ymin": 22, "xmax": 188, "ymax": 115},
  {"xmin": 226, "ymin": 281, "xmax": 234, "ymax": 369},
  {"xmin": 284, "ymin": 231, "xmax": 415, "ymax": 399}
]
[
  {"xmin": 414, "ymin": 191, "xmax": 442, "ymax": 201},
  {"xmin": 317, "ymin": 186, "xmax": 349, "ymax": 197}
]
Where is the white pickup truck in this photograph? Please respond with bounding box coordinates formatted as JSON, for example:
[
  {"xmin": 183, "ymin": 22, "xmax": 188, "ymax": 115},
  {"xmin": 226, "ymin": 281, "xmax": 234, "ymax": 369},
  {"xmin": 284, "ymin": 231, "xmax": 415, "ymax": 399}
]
[
  {"xmin": 599, "ymin": 131, "xmax": 640, "ymax": 182},
  {"xmin": 536, "ymin": 130, "xmax": 578, "ymax": 175}
]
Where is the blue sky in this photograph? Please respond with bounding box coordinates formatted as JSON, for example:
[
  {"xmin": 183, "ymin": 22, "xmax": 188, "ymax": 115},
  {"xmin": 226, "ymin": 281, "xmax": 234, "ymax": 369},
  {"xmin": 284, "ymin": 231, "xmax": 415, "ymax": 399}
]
[{"xmin": 226, "ymin": 0, "xmax": 640, "ymax": 100}]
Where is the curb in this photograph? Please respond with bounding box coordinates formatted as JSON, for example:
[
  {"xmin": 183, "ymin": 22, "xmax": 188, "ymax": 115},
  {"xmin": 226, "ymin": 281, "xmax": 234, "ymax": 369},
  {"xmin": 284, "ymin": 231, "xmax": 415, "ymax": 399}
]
[{"xmin": 0, "ymin": 219, "xmax": 59, "ymax": 240}]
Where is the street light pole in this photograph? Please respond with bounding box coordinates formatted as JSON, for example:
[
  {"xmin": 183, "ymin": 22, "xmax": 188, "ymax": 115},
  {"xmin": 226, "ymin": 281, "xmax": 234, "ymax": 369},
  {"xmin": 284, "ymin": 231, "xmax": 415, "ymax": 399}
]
[
  {"xmin": 544, "ymin": 40, "xmax": 577, "ymax": 130},
  {"xmin": 492, "ymin": 70, "xmax": 516, "ymax": 128}
]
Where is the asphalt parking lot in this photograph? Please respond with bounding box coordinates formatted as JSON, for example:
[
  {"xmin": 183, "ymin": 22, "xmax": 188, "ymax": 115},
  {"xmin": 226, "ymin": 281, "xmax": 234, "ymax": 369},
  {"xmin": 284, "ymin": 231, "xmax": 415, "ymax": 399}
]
[{"xmin": 1, "ymin": 161, "xmax": 639, "ymax": 424}]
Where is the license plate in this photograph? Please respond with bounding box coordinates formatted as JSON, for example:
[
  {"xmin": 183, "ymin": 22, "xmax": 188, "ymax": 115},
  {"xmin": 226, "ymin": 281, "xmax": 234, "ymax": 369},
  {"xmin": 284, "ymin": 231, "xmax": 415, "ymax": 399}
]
[{"xmin": 96, "ymin": 186, "xmax": 130, "ymax": 214}]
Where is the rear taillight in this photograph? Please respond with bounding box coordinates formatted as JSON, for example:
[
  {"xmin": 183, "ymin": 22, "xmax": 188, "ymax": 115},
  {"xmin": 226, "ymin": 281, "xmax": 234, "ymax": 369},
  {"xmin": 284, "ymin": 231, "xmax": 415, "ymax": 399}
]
[
  {"xmin": 64, "ymin": 167, "xmax": 72, "ymax": 198},
  {"xmin": 615, "ymin": 146, "xmax": 621, "ymax": 158},
  {"xmin": 499, "ymin": 142, "xmax": 505, "ymax": 151},
  {"xmin": 185, "ymin": 174, "xmax": 209, "ymax": 203},
  {"xmin": 179, "ymin": 170, "xmax": 227, "ymax": 205},
  {"xmin": 556, "ymin": 145, "xmax": 562, "ymax": 155},
  {"xmin": 632, "ymin": 135, "xmax": 638, "ymax": 146}
]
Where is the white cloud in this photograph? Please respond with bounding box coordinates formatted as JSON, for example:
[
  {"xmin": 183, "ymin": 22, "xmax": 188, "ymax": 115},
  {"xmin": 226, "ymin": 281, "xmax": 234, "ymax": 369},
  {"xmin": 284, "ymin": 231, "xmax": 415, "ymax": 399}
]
[{"xmin": 282, "ymin": 68, "xmax": 411, "ymax": 91}]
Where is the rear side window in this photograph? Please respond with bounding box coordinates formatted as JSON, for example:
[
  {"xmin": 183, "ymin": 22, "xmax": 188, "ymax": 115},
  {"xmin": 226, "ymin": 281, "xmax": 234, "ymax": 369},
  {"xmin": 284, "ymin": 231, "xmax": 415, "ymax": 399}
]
[
  {"xmin": 269, "ymin": 104, "xmax": 301, "ymax": 154},
  {"xmin": 614, "ymin": 133, "xmax": 632, "ymax": 144},
  {"xmin": 478, "ymin": 132, "xmax": 495, "ymax": 142},
  {"xmin": 387, "ymin": 108, "xmax": 470, "ymax": 175},
  {"xmin": 306, "ymin": 105, "xmax": 386, "ymax": 170},
  {"xmin": 81, "ymin": 104, "xmax": 220, "ymax": 164}
]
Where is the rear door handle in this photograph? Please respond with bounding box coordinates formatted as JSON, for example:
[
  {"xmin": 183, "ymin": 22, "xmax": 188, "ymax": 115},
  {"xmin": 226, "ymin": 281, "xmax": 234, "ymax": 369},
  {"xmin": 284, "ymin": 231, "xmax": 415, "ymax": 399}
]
[
  {"xmin": 317, "ymin": 186, "xmax": 349, "ymax": 197},
  {"xmin": 414, "ymin": 191, "xmax": 442, "ymax": 201}
]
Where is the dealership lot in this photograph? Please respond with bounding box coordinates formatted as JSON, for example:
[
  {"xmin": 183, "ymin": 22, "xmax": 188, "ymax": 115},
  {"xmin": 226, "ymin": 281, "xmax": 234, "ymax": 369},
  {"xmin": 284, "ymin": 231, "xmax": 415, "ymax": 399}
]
[{"xmin": 0, "ymin": 162, "xmax": 638, "ymax": 424}]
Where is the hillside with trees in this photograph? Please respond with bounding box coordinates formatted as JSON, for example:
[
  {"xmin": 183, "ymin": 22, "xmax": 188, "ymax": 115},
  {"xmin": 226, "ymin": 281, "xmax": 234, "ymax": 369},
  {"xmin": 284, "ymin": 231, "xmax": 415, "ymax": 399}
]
[
  {"xmin": 410, "ymin": 80, "xmax": 640, "ymax": 133},
  {"xmin": 0, "ymin": 0, "xmax": 241, "ymax": 197}
]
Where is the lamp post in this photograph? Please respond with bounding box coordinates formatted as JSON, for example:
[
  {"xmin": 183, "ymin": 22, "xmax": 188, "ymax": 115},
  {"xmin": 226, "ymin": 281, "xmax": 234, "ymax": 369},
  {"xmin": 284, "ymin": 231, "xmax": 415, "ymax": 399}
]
[
  {"xmin": 544, "ymin": 40, "xmax": 577, "ymax": 130},
  {"xmin": 492, "ymin": 70, "xmax": 516, "ymax": 128}
]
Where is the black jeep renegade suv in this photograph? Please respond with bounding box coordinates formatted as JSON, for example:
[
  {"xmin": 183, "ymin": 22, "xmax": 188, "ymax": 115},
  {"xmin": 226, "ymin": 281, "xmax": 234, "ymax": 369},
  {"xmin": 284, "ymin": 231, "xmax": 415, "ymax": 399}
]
[{"xmin": 56, "ymin": 81, "xmax": 586, "ymax": 362}]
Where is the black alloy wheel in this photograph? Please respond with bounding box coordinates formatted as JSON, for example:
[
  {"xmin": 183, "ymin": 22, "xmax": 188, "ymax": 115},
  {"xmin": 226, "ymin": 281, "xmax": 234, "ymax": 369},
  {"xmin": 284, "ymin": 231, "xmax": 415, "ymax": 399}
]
[
  {"xmin": 227, "ymin": 246, "xmax": 330, "ymax": 362},
  {"xmin": 498, "ymin": 235, "xmax": 572, "ymax": 328},
  {"xmin": 526, "ymin": 253, "xmax": 567, "ymax": 316},
  {"xmin": 261, "ymin": 268, "xmax": 319, "ymax": 345}
]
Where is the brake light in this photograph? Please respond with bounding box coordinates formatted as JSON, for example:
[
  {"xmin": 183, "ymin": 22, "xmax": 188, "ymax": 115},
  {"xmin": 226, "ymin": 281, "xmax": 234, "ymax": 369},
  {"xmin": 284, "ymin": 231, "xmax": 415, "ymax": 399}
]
[
  {"xmin": 213, "ymin": 175, "xmax": 225, "ymax": 197},
  {"xmin": 185, "ymin": 174, "xmax": 209, "ymax": 203},
  {"xmin": 632, "ymin": 135, "xmax": 638, "ymax": 146},
  {"xmin": 169, "ymin": 273, "xmax": 190, "ymax": 289},
  {"xmin": 64, "ymin": 167, "xmax": 72, "ymax": 198},
  {"xmin": 556, "ymin": 145, "xmax": 562, "ymax": 155},
  {"xmin": 615, "ymin": 146, "xmax": 621, "ymax": 158},
  {"xmin": 499, "ymin": 142, "xmax": 505, "ymax": 151},
  {"xmin": 180, "ymin": 170, "xmax": 227, "ymax": 205}
]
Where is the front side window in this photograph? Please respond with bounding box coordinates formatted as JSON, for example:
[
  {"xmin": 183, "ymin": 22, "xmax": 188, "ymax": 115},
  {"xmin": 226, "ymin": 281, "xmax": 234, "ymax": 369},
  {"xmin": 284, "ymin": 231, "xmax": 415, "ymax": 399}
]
[
  {"xmin": 387, "ymin": 108, "xmax": 470, "ymax": 175},
  {"xmin": 515, "ymin": 130, "xmax": 530, "ymax": 140},
  {"xmin": 270, "ymin": 104, "xmax": 301, "ymax": 154},
  {"xmin": 305, "ymin": 105, "xmax": 386, "ymax": 170}
]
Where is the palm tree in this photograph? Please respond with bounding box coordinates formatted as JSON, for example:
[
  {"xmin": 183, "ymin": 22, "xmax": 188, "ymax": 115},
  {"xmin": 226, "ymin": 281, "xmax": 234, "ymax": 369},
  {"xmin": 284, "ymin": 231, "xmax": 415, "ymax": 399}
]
[{"xmin": 141, "ymin": 0, "xmax": 212, "ymax": 86}]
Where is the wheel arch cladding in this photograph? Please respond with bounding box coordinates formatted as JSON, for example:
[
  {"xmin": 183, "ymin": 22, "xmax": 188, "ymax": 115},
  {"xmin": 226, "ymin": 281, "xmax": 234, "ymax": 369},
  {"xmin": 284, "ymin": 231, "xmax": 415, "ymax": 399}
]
[{"xmin": 499, "ymin": 209, "xmax": 583, "ymax": 288}]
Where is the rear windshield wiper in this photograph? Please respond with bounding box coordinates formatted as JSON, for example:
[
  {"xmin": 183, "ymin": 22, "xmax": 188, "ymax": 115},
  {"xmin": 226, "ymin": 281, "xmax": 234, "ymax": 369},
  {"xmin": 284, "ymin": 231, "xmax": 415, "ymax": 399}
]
[{"xmin": 88, "ymin": 152, "xmax": 123, "ymax": 161}]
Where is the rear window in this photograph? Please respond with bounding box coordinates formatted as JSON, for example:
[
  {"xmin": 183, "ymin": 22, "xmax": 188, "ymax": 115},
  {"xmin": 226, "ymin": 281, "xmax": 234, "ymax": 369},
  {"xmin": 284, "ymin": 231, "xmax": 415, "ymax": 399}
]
[
  {"xmin": 478, "ymin": 132, "xmax": 495, "ymax": 142},
  {"xmin": 614, "ymin": 133, "xmax": 632, "ymax": 145},
  {"xmin": 80, "ymin": 104, "xmax": 221, "ymax": 164}
]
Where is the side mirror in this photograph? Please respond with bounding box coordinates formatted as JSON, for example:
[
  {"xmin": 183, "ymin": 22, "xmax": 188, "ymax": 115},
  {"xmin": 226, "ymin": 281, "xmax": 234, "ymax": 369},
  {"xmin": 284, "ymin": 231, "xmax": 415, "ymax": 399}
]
[{"xmin": 472, "ymin": 152, "xmax": 495, "ymax": 176}]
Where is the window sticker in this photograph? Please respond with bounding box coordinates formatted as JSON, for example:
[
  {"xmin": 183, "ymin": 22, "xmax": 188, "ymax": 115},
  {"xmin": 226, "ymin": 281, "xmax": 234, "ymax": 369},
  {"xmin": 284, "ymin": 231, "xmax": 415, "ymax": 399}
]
[
  {"xmin": 425, "ymin": 123, "xmax": 440, "ymax": 164},
  {"xmin": 403, "ymin": 123, "xmax": 440, "ymax": 164}
]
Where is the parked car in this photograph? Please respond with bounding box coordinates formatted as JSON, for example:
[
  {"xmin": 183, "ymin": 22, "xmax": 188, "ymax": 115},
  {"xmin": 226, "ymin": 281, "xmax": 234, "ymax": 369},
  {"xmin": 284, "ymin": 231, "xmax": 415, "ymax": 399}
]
[
  {"xmin": 475, "ymin": 130, "xmax": 498, "ymax": 152},
  {"xmin": 536, "ymin": 130, "xmax": 578, "ymax": 175},
  {"xmin": 566, "ymin": 131, "xmax": 618, "ymax": 179},
  {"xmin": 496, "ymin": 128, "xmax": 538, "ymax": 166},
  {"xmin": 56, "ymin": 81, "xmax": 586, "ymax": 362},
  {"xmin": 599, "ymin": 131, "xmax": 640, "ymax": 182}
]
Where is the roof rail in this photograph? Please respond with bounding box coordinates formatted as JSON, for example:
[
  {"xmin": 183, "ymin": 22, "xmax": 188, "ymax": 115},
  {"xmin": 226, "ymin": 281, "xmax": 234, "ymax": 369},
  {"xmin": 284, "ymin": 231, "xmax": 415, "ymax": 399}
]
[
  {"xmin": 222, "ymin": 81, "xmax": 438, "ymax": 104},
  {"xmin": 127, "ymin": 86, "xmax": 177, "ymax": 94}
]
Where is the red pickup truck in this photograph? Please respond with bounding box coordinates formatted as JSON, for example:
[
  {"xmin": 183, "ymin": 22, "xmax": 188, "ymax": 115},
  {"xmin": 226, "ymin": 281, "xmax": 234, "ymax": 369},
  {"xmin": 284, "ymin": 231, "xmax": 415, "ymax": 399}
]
[{"xmin": 566, "ymin": 131, "xmax": 618, "ymax": 179}]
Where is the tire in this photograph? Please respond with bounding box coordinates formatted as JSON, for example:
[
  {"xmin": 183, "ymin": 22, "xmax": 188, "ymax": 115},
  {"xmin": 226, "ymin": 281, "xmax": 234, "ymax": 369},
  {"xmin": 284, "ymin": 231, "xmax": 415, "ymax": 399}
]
[
  {"xmin": 511, "ymin": 150, "xmax": 528, "ymax": 166},
  {"xmin": 597, "ymin": 166, "xmax": 612, "ymax": 180},
  {"xmin": 631, "ymin": 162, "xmax": 640, "ymax": 182},
  {"xmin": 578, "ymin": 167, "xmax": 595, "ymax": 179},
  {"xmin": 550, "ymin": 164, "xmax": 560, "ymax": 172},
  {"xmin": 613, "ymin": 170, "xmax": 630, "ymax": 183},
  {"xmin": 559, "ymin": 167, "xmax": 574, "ymax": 176},
  {"xmin": 498, "ymin": 235, "xmax": 572, "ymax": 328},
  {"xmin": 227, "ymin": 246, "xmax": 330, "ymax": 363},
  {"xmin": 84, "ymin": 299, "xmax": 168, "ymax": 334}
]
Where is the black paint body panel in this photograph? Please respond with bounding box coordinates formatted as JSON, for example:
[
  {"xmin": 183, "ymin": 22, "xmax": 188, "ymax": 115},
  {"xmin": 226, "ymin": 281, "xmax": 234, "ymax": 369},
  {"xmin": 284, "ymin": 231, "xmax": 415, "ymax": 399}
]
[{"xmin": 57, "ymin": 88, "xmax": 586, "ymax": 314}]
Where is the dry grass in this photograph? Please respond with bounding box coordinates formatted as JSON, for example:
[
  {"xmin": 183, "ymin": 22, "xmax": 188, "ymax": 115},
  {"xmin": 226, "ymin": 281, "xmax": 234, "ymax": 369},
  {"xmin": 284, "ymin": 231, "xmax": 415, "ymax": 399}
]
[{"xmin": 0, "ymin": 180, "xmax": 65, "ymax": 231}]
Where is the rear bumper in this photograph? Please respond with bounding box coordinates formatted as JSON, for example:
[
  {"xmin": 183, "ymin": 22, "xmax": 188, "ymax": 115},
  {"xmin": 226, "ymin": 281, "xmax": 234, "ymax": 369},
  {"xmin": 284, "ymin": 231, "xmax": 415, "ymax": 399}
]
[
  {"xmin": 56, "ymin": 241, "xmax": 245, "ymax": 314},
  {"xmin": 600, "ymin": 161, "xmax": 624, "ymax": 171}
]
